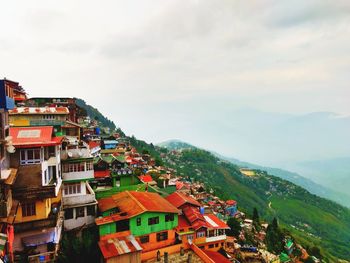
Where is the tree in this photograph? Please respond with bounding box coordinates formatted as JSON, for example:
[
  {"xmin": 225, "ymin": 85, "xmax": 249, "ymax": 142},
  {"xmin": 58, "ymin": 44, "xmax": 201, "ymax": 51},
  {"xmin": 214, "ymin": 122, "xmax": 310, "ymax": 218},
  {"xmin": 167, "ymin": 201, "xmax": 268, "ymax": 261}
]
[
  {"xmin": 309, "ymin": 246, "xmax": 322, "ymax": 260},
  {"xmin": 265, "ymin": 217, "xmax": 284, "ymax": 254},
  {"xmin": 252, "ymin": 207, "xmax": 260, "ymax": 231},
  {"xmin": 226, "ymin": 217, "xmax": 242, "ymax": 238}
]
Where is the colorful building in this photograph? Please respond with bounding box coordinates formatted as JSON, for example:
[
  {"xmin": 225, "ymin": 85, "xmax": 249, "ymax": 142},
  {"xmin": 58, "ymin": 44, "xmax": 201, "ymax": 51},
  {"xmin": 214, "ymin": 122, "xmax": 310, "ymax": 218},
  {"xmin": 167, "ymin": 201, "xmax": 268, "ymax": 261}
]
[
  {"xmin": 96, "ymin": 191, "xmax": 179, "ymax": 254},
  {"xmin": 61, "ymin": 143, "xmax": 97, "ymax": 231},
  {"xmin": 166, "ymin": 192, "xmax": 229, "ymax": 252},
  {"xmin": 9, "ymin": 126, "xmax": 64, "ymax": 261}
]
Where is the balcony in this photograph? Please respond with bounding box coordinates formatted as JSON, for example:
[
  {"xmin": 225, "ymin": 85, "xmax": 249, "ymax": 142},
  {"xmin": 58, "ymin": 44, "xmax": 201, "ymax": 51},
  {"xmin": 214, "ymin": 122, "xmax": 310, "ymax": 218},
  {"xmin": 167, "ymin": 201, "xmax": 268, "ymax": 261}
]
[
  {"xmin": 62, "ymin": 169, "xmax": 94, "ymax": 181},
  {"xmin": 205, "ymin": 234, "xmax": 226, "ymax": 243},
  {"xmin": 63, "ymin": 182, "xmax": 96, "ymax": 208}
]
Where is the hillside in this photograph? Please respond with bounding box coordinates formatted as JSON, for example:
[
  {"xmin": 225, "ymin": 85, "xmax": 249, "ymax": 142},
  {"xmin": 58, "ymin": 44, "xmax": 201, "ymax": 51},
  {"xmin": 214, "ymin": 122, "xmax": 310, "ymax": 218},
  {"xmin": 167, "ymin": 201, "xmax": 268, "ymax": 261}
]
[
  {"xmin": 159, "ymin": 140, "xmax": 350, "ymax": 208},
  {"xmin": 75, "ymin": 98, "xmax": 117, "ymax": 132},
  {"xmin": 156, "ymin": 143, "xmax": 350, "ymax": 261}
]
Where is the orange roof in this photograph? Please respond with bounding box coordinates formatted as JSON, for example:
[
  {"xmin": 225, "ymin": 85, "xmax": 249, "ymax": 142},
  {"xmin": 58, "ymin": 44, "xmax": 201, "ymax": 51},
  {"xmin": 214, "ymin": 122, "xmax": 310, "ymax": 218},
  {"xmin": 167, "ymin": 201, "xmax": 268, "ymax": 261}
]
[
  {"xmin": 99, "ymin": 234, "xmax": 142, "ymax": 259},
  {"xmin": 203, "ymin": 214, "xmax": 229, "ymax": 229},
  {"xmin": 166, "ymin": 192, "xmax": 201, "ymax": 208},
  {"xmin": 9, "ymin": 126, "xmax": 63, "ymax": 148},
  {"xmin": 177, "ymin": 215, "xmax": 191, "ymax": 229},
  {"xmin": 96, "ymin": 191, "xmax": 179, "ymax": 225}
]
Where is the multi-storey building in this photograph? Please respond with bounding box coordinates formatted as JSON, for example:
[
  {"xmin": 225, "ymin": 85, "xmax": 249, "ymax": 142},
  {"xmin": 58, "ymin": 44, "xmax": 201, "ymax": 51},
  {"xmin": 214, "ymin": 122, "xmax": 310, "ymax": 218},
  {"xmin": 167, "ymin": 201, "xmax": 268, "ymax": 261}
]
[
  {"xmin": 9, "ymin": 126, "xmax": 64, "ymax": 262},
  {"xmin": 61, "ymin": 142, "xmax": 97, "ymax": 231}
]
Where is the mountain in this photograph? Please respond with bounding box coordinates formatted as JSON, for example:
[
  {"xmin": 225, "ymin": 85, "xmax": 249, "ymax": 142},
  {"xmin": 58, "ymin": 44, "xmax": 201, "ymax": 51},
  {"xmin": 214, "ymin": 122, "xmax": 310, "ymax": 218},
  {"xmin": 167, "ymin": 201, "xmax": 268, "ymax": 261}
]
[
  {"xmin": 157, "ymin": 139, "xmax": 196, "ymax": 150},
  {"xmin": 159, "ymin": 140, "xmax": 350, "ymax": 208},
  {"xmin": 157, "ymin": 140, "xmax": 350, "ymax": 261}
]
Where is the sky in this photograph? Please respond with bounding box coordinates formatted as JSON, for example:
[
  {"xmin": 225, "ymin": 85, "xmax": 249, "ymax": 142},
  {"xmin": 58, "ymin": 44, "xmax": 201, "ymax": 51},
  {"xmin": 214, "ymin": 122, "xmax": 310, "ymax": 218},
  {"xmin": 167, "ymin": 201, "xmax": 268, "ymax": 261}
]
[{"xmin": 1, "ymin": 0, "xmax": 350, "ymax": 164}]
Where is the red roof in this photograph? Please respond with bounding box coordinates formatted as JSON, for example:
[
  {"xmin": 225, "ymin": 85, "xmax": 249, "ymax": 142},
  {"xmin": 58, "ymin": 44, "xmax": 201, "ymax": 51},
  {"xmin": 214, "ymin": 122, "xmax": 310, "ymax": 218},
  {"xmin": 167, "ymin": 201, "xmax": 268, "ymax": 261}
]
[
  {"xmin": 89, "ymin": 141, "xmax": 100, "ymax": 149},
  {"xmin": 94, "ymin": 170, "xmax": 110, "ymax": 178},
  {"xmin": 166, "ymin": 192, "xmax": 201, "ymax": 208},
  {"xmin": 203, "ymin": 214, "xmax": 230, "ymax": 229},
  {"xmin": 98, "ymin": 234, "xmax": 142, "ymax": 259},
  {"xmin": 96, "ymin": 191, "xmax": 179, "ymax": 226},
  {"xmin": 183, "ymin": 206, "xmax": 205, "ymax": 225},
  {"xmin": 226, "ymin": 200, "xmax": 237, "ymax": 206},
  {"xmin": 9, "ymin": 126, "xmax": 63, "ymax": 148},
  {"xmin": 177, "ymin": 215, "xmax": 191, "ymax": 229},
  {"xmin": 138, "ymin": 174, "xmax": 153, "ymax": 183},
  {"xmin": 175, "ymin": 181, "xmax": 191, "ymax": 190},
  {"xmin": 203, "ymin": 250, "xmax": 231, "ymax": 263}
]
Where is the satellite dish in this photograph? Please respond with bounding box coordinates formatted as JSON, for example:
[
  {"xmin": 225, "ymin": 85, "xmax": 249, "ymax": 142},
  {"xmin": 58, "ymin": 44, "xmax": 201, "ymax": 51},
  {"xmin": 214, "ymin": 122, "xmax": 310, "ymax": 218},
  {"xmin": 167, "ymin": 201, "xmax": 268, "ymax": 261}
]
[
  {"xmin": 7, "ymin": 145, "xmax": 16, "ymax": 153},
  {"xmin": 67, "ymin": 152, "xmax": 73, "ymax": 158},
  {"xmin": 78, "ymin": 151, "xmax": 83, "ymax": 157},
  {"xmin": 5, "ymin": 136, "xmax": 13, "ymax": 142}
]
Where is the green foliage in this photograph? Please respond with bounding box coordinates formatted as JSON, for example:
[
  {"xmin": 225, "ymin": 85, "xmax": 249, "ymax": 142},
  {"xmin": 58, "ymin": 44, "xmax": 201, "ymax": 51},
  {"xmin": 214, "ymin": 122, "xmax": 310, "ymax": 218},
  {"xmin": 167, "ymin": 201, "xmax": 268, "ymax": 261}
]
[
  {"xmin": 265, "ymin": 217, "xmax": 284, "ymax": 254},
  {"xmin": 58, "ymin": 227, "xmax": 100, "ymax": 263},
  {"xmin": 159, "ymin": 147, "xmax": 350, "ymax": 260},
  {"xmin": 75, "ymin": 98, "xmax": 117, "ymax": 131},
  {"xmin": 226, "ymin": 217, "xmax": 242, "ymax": 238}
]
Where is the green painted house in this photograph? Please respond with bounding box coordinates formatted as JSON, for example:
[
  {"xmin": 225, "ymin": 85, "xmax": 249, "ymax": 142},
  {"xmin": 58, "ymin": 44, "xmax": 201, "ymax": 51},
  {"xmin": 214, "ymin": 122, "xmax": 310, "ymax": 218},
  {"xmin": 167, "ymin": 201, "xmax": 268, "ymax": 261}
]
[{"xmin": 96, "ymin": 191, "xmax": 179, "ymax": 252}]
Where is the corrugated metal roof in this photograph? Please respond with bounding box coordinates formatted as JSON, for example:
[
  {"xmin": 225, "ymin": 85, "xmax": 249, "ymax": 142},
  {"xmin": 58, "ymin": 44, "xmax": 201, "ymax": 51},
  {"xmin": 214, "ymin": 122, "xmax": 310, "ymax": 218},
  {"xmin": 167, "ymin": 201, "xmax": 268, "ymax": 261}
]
[
  {"xmin": 9, "ymin": 106, "xmax": 69, "ymax": 114},
  {"xmin": 166, "ymin": 192, "xmax": 201, "ymax": 208},
  {"xmin": 98, "ymin": 234, "xmax": 142, "ymax": 259},
  {"xmin": 10, "ymin": 126, "xmax": 63, "ymax": 147},
  {"xmin": 96, "ymin": 191, "xmax": 179, "ymax": 226},
  {"xmin": 203, "ymin": 250, "xmax": 231, "ymax": 263}
]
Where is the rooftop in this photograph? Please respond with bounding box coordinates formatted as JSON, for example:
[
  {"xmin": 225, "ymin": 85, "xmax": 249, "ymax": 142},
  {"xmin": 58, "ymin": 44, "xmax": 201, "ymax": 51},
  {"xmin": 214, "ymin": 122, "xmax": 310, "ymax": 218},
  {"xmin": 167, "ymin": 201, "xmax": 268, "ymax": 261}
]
[
  {"xmin": 9, "ymin": 106, "xmax": 69, "ymax": 115},
  {"xmin": 166, "ymin": 192, "xmax": 201, "ymax": 208},
  {"xmin": 96, "ymin": 191, "xmax": 179, "ymax": 225},
  {"xmin": 9, "ymin": 126, "xmax": 63, "ymax": 148},
  {"xmin": 99, "ymin": 234, "xmax": 142, "ymax": 259}
]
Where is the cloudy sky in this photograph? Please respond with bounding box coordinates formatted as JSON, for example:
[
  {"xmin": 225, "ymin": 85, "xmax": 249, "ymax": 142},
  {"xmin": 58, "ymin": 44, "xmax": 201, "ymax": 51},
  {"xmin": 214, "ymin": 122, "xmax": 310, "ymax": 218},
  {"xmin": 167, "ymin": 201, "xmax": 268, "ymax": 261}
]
[{"xmin": 1, "ymin": 0, "xmax": 350, "ymax": 164}]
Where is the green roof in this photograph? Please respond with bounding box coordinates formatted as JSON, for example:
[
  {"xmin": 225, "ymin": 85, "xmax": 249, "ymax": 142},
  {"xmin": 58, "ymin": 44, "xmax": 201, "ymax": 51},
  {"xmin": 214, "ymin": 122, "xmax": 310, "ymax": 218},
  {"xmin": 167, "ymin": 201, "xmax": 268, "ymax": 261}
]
[{"xmin": 279, "ymin": 253, "xmax": 291, "ymax": 263}]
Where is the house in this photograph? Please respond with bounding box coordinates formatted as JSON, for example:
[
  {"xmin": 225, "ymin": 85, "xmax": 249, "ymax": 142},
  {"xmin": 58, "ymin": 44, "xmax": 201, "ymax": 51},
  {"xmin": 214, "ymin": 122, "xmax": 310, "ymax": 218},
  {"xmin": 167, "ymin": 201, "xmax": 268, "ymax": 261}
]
[
  {"xmin": 166, "ymin": 192, "xmax": 229, "ymax": 252},
  {"xmin": 9, "ymin": 126, "xmax": 64, "ymax": 261},
  {"xmin": 9, "ymin": 107, "xmax": 69, "ymax": 136},
  {"xmin": 24, "ymin": 97, "xmax": 82, "ymax": 123},
  {"xmin": 225, "ymin": 200, "xmax": 237, "ymax": 217},
  {"xmin": 96, "ymin": 191, "xmax": 179, "ymax": 254},
  {"xmin": 61, "ymin": 143, "xmax": 97, "ymax": 231}
]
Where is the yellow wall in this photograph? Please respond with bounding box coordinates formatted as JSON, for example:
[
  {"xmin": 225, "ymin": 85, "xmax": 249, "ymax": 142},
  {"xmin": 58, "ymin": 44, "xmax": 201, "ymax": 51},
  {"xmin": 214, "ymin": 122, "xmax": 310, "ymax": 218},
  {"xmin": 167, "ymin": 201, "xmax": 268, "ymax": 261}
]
[
  {"xmin": 15, "ymin": 198, "xmax": 51, "ymax": 223},
  {"xmin": 9, "ymin": 117, "xmax": 30, "ymax": 126}
]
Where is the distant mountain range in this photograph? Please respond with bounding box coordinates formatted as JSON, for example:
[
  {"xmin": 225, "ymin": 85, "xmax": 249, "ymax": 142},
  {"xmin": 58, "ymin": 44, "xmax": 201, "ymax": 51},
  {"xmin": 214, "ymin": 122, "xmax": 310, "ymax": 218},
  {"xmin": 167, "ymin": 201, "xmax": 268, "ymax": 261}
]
[{"xmin": 158, "ymin": 139, "xmax": 350, "ymax": 208}]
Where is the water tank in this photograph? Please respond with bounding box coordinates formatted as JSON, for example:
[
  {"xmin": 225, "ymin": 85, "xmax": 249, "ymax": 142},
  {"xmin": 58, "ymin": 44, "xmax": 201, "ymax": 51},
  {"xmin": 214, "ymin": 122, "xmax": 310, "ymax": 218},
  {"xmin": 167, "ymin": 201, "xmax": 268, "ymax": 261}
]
[
  {"xmin": 200, "ymin": 207, "xmax": 205, "ymax": 215},
  {"xmin": 95, "ymin": 127, "xmax": 101, "ymax": 135}
]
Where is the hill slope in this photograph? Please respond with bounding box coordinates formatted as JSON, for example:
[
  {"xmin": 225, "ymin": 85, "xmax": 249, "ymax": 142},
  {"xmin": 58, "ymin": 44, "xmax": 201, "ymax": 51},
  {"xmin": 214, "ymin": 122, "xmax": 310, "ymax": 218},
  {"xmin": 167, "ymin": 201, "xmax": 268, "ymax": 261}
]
[{"xmin": 157, "ymin": 143, "xmax": 350, "ymax": 261}]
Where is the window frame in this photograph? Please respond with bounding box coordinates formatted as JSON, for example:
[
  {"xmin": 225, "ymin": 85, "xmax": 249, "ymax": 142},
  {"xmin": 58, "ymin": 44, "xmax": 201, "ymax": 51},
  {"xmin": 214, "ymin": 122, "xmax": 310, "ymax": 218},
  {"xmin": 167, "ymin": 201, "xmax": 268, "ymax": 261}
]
[
  {"xmin": 22, "ymin": 202, "xmax": 36, "ymax": 217},
  {"xmin": 156, "ymin": 231, "xmax": 168, "ymax": 242},
  {"xmin": 148, "ymin": 216, "xmax": 159, "ymax": 225}
]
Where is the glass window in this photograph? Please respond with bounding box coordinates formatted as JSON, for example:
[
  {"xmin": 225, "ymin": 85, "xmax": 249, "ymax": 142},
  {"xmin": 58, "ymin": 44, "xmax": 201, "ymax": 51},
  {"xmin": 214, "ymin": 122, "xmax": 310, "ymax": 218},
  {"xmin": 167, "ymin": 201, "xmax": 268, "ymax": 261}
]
[
  {"xmin": 76, "ymin": 207, "xmax": 85, "ymax": 218},
  {"xmin": 65, "ymin": 208, "xmax": 73, "ymax": 219},
  {"xmin": 136, "ymin": 217, "xmax": 141, "ymax": 226},
  {"xmin": 22, "ymin": 202, "xmax": 36, "ymax": 217},
  {"xmin": 156, "ymin": 231, "xmax": 168, "ymax": 242},
  {"xmin": 197, "ymin": 231, "xmax": 205, "ymax": 238},
  {"xmin": 148, "ymin": 216, "xmax": 159, "ymax": 225},
  {"xmin": 209, "ymin": 244, "xmax": 214, "ymax": 248},
  {"xmin": 165, "ymin": 213, "xmax": 174, "ymax": 222},
  {"xmin": 87, "ymin": 205, "xmax": 96, "ymax": 216},
  {"xmin": 139, "ymin": 235, "xmax": 149, "ymax": 244}
]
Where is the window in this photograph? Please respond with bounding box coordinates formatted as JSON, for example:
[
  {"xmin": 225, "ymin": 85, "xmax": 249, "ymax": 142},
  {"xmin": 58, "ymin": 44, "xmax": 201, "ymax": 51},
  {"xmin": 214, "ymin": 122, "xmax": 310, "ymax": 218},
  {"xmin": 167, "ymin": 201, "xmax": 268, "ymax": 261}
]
[
  {"xmin": 165, "ymin": 213, "xmax": 174, "ymax": 222},
  {"xmin": 209, "ymin": 244, "xmax": 214, "ymax": 248},
  {"xmin": 22, "ymin": 202, "xmax": 36, "ymax": 217},
  {"xmin": 76, "ymin": 207, "xmax": 85, "ymax": 218},
  {"xmin": 65, "ymin": 208, "xmax": 73, "ymax": 219},
  {"xmin": 156, "ymin": 231, "xmax": 168, "ymax": 242},
  {"xmin": 86, "ymin": 161, "xmax": 94, "ymax": 171},
  {"xmin": 136, "ymin": 217, "xmax": 141, "ymax": 226},
  {"xmin": 197, "ymin": 231, "xmax": 205, "ymax": 238},
  {"xmin": 63, "ymin": 162, "xmax": 89, "ymax": 173},
  {"xmin": 43, "ymin": 114, "xmax": 56, "ymax": 120},
  {"xmin": 187, "ymin": 235, "xmax": 194, "ymax": 242},
  {"xmin": 87, "ymin": 205, "xmax": 96, "ymax": 216},
  {"xmin": 139, "ymin": 235, "xmax": 149, "ymax": 244},
  {"xmin": 215, "ymin": 243, "xmax": 219, "ymax": 247},
  {"xmin": 148, "ymin": 216, "xmax": 159, "ymax": 225},
  {"xmin": 64, "ymin": 183, "xmax": 81, "ymax": 195},
  {"xmin": 20, "ymin": 148, "xmax": 42, "ymax": 165}
]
